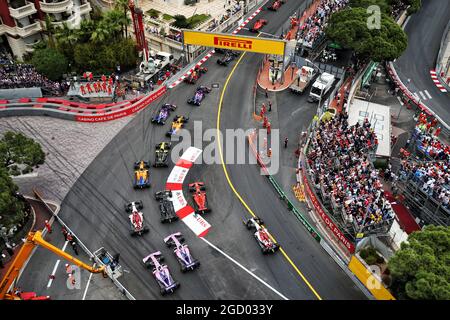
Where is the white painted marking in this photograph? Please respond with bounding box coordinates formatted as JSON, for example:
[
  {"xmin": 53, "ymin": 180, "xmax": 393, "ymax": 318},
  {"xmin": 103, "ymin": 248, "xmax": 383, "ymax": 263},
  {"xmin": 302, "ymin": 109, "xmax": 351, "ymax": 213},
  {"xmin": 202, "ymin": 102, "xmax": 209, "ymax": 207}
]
[
  {"xmin": 201, "ymin": 237, "xmax": 289, "ymax": 300},
  {"xmin": 413, "ymin": 92, "xmax": 420, "ymax": 100},
  {"xmin": 47, "ymin": 260, "xmax": 60, "ymax": 288},
  {"xmin": 82, "ymin": 271, "xmax": 94, "ymax": 300},
  {"xmin": 47, "ymin": 241, "xmax": 69, "ymax": 288},
  {"xmin": 430, "ymin": 70, "xmax": 437, "ymax": 75},
  {"xmin": 396, "ymin": 96, "xmax": 404, "ymax": 106},
  {"xmin": 419, "ymin": 91, "xmax": 427, "ymax": 100},
  {"xmin": 424, "ymin": 90, "xmax": 432, "ymax": 99}
]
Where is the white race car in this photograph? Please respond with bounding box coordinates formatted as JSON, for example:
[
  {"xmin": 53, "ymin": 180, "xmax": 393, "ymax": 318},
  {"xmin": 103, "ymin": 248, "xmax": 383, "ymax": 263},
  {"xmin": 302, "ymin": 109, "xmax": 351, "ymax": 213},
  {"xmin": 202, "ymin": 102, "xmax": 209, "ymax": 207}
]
[
  {"xmin": 125, "ymin": 201, "xmax": 149, "ymax": 236},
  {"xmin": 244, "ymin": 217, "xmax": 280, "ymax": 254}
]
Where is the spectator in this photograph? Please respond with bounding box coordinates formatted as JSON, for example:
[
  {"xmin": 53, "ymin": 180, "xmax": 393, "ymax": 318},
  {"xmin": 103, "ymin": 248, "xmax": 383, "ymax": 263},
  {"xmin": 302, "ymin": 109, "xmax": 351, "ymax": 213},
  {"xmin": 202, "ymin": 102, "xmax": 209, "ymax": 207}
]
[{"xmin": 307, "ymin": 111, "xmax": 395, "ymax": 231}]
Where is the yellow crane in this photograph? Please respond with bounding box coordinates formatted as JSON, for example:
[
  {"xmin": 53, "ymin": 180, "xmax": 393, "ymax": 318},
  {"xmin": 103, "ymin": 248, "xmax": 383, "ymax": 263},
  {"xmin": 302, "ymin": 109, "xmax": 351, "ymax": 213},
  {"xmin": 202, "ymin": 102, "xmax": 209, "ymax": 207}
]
[{"xmin": 0, "ymin": 230, "xmax": 105, "ymax": 300}]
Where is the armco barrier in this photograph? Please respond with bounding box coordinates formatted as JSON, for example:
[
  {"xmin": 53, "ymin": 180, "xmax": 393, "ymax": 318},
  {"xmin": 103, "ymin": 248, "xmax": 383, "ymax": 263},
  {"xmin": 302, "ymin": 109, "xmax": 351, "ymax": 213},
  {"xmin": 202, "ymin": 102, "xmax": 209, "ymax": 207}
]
[
  {"xmin": 0, "ymin": 86, "xmax": 166, "ymax": 124},
  {"xmin": 247, "ymin": 131, "xmax": 321, "ymax": 242},
  {"xmin": 302, "ymin": 163, "xmax": 355, "ymax": 253},
  {"xmin": 75, "ymin": 86, "xmax": 166, "ymax": 122}
]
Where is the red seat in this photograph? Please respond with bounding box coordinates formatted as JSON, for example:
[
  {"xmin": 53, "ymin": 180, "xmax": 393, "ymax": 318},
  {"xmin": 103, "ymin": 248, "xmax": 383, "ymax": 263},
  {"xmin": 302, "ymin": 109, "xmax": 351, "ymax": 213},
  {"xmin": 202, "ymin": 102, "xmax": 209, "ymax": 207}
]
[
  {"xmin": 36, "ymin": 97, "xmax": 48, "ymax": 103},
  {"xmin": 18, "ymin": 98, "xmax": 31, "ymax": 103}
]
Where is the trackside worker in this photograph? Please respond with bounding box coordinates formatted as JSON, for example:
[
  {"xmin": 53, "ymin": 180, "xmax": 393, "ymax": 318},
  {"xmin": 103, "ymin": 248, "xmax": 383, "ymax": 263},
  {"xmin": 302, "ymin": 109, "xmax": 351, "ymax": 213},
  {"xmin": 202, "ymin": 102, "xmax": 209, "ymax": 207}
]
[
  {"xmin": 44, "ymin": 220, "xmax": 52, "ymax": 233},
  {"xmin": 267, "ymin": 148, "xmax": 272, "ymax": 157},
  {"xmin": 268, "ymin": 101, "xmax": 272, "ymax": 112},
  {"xmin": 284, "ymin": 137, "xmax": 289, "ymax": 148}
]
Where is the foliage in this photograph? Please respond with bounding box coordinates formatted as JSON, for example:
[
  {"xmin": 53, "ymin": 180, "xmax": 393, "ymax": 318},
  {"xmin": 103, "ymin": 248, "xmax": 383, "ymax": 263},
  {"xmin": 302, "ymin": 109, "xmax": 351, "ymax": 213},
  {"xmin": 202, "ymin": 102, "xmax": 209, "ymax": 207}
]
[
  {"xmin": 359, "ymin": 246, "xmax": 385, "ymax": 265},
  {"xmin": 31, "ymin": 47, "xmax": 68, "ymax": 81},
  {"xmin": 34, "ymin": 8, "xmax": 137, "ymax": 75},
  {"xmin": 172, "ymin": 14, "xmax": 211, "ymax": 29},
  {"xmin": 146, "ymin": 9, "xmax": 161, "ymax": 19},
  {"xmin": 0, "ymin": 167, "xmax": 24, "ymax": 229},
  {"xmin": 0, "ymin": 131, "xmax": 45, "ymax": 172},
  {"xmin": 388, "ymin": 226, "xmax": 450, "ymax": 300},
  {"xmin": 163, "ymin": 14, "xmax": 174, "ymax": 21},
  {"xmin": 404, "ymin": 0, "xmax": 421, "ymax": 14},
  {"xmin": 325, "ymin": 8, "xmax": 407, "ymax": 61},
  {"xmin": 73, "ymin": 38, "xmax": 138, "ymax": 74}
]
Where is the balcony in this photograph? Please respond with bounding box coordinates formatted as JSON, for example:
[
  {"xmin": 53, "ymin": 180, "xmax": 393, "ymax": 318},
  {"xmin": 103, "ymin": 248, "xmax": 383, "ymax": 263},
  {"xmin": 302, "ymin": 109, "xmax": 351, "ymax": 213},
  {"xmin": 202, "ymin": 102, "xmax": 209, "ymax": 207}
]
[
  {"xmin": 9, "ymin": 1, "xmax": 37, "ymax": 20},
  {"xmin": 51, "ymin": 14, "xmax": 78, "ymax": 28},
  {"xmin": 39, "ymin": 0, "xmax": 73, "ymax": 14},
  {"xmin": 15, "ymin": 21, "xmax": 42, "ymax": 37},
  {"xmin": 76, "ymin": 2, "xmax": 91, "ymax": 15},
  {"xmin": 24, "ymin": 39, "xmax": 41, "ymax": 52}
]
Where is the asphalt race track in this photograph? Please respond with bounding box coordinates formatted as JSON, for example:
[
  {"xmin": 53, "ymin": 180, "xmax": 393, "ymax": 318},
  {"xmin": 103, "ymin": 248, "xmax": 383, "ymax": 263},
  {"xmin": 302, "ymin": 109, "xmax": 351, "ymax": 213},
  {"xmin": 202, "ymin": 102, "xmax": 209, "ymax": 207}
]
[
  {"xmin": 394, "ymin": 0, "xmax": 450, "ymax": 125},
  {"xmin": 53, "ymin": 0, "xmax": 366, "ymax": 299}
]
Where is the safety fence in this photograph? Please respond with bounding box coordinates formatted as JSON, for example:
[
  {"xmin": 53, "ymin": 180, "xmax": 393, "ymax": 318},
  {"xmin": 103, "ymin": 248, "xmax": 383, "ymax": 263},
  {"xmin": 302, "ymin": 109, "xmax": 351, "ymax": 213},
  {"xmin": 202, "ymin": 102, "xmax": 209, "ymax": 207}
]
[
  {"xmin": 247, "ymin": 131, "xmax": 322, "ymax": 243},
  {"xmin": 32, "ymin": 188, "xmax": 136, "ymax": 300},
  {"xmin": 436, "ymin": 19, "xmax": 450, "ymax": 91}
]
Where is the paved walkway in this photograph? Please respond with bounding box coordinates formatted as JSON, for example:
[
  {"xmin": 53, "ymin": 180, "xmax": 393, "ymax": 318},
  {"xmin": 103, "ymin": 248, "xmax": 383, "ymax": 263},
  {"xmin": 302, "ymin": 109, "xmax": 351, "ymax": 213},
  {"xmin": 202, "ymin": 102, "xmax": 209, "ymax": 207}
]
[
  {"xmin": 141, "ymin": 0, "xmax": 235, "ymax": 20},
  {"xmin": 256, "ymin": 0, "xmax": 322, "ymax": 92}
]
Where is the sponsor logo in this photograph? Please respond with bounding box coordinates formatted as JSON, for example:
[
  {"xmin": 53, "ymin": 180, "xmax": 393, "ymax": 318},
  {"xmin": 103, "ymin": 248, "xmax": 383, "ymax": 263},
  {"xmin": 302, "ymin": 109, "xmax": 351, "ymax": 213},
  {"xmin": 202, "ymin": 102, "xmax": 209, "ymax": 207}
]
[{"xmin": 214, "ymin": 36, "xmax": 252, "ymax": 50}]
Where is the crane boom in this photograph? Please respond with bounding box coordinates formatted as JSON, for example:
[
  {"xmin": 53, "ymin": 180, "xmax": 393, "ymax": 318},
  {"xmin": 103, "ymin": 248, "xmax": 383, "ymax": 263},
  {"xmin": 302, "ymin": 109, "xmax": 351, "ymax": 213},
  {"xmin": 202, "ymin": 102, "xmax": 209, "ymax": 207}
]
[{"xmin": 0, "ymin": 231, "xmax": 104, "ymax": 300}]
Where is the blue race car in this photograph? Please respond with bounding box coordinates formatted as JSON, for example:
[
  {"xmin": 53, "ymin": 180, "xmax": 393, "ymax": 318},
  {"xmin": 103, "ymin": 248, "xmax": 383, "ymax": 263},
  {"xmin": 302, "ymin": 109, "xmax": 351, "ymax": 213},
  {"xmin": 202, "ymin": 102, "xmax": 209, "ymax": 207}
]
[
  {"xmin": 187, "ymin": 86, "xmax": 211, "ymax": 106},
  {"xmin": 151, "ymin": 103, "xmax": 177, "ymax": 125}
]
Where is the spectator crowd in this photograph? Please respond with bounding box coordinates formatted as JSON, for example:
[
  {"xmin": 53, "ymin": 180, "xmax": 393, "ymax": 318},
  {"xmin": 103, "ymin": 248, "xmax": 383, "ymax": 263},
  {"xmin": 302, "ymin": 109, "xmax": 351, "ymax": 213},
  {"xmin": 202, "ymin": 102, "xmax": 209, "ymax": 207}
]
[
  {"xmin": 411, "ymin": 114, "xmax": 447, "ymax": 161},
  {"xmin": 0, "ymin": 54, "xmax": 63, "ymax": 95},
  {"xmin": 297, "ymin": 0, "xmax": 349, "ymax": 49},
  {"xmin": 399, "ymin": 160, "xmax": 450, "ymax": 209},
  {"xmin": 307, "ymin": 112, "xmax": 395, "ymax": 233}
]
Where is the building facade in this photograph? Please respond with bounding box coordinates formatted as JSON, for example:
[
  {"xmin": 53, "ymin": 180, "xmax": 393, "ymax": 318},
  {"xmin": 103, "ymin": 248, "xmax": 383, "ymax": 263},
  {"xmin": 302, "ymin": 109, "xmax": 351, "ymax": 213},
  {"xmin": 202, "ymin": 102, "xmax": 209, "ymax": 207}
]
[{"xmin": 0, "ymin": 0, "xmax": 91, "ymax": 60}]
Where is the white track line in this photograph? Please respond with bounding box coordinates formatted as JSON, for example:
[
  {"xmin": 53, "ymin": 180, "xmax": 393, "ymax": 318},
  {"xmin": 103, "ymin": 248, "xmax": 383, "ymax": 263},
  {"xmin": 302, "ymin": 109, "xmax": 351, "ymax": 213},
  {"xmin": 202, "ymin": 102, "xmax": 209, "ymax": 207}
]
[
  {"xmin": 47, "ymin": 241, "xmax": 68, "ymax": 288},
  {"xmin": 82, "ymin": 271, "xmax": 94, "ymax": 300},
  {"xmin": 201, "ymin": 237, "xmax": 289, "ymax": 300},
  {"xmin": 419, "ymin": 91, "xmax": 427, "ymax": 100},
  {"xmin": 424, "ymin": 90, "xmax": 432, "ymax": 99}
]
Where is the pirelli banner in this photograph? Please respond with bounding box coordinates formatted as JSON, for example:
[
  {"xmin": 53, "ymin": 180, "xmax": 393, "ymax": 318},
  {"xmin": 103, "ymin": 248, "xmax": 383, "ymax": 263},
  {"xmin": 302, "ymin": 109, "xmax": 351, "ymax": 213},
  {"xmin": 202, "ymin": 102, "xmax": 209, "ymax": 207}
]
[{"xmin": 182, "ymin": 30, "xmax": 286, "ymax": 56}]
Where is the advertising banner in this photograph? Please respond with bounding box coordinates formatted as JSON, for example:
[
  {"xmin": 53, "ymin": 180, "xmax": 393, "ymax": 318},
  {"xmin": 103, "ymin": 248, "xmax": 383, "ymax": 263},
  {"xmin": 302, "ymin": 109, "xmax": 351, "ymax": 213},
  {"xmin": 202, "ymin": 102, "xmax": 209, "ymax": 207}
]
[{"xmin": 183, "ymin": 30, "xmax": 286, "ymax": 55}]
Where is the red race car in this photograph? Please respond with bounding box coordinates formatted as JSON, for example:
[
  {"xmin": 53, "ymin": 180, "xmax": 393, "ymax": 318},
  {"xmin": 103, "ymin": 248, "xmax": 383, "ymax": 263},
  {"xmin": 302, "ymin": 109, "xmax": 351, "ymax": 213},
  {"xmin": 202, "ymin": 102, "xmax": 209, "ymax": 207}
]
[
  {"xmin": 250, "ymin": 19, "xmax": 268, "ymax": 32},
  {"xmin": 268, "ymin": 0, "xmax": 283, "ymax": 11},
  {"xmin": 184, "ymin": 66, "xmax": 208, "ymax": 84},
  {"xmin": 188, "ymin": 182, "xmax": 211, "ymax": 214}
]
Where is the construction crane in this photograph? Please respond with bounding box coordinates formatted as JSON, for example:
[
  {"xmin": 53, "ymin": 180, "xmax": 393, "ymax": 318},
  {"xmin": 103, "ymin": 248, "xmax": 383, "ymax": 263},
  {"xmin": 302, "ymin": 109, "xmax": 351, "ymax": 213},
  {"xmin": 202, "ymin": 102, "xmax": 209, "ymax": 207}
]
[{"xmin": 0, "ymin": 230, "xmax": 105, "ymax": 300}]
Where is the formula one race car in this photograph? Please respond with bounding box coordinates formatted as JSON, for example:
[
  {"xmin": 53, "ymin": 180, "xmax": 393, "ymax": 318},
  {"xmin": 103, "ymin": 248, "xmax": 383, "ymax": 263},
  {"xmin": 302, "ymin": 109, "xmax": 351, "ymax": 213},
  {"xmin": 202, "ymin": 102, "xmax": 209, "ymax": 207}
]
[
  {"xmin": 268, "ymin": 0, "xmax": 283, "ymax": 11},
  {"xmin": 125, "ymin": 201, "xmax": 149, "ymax": 236},
  {"xmin": 184, "ymin": 66, "xmax": 208, "ymax": 84},
  {"xmin": 151, "ymin": 103, "xmax": 177, "ymax": 125},
  {"xmin": 155, "ymin": 190, "xmax": 178, "ymax": 223},
  {"xmin": 250, "ymin": 19, "xmax": 268, "ymax": 32},
  {"xmin": 166, "ymin": 115, "xmax": 189, "ymax": 137},
  {"xmin": 133, "ymin": 161, "xmax": 150, "ymax": 189},
  {"xmin": 164, "ymin": 232, "xmax": 200, "ymax": 272},
  {"xmin": 188, "ymin": 182, "xmax": 211, "ymax": 214},
  {"xmin": 217, "ymin": 51, "xmax": 239, "ymax": 66},
  {"xmin": 244, "ymin": 217, "xmax": 280, "ymax": 254},
  {"xmin": 187, "ymin": 86, "xmax": 212, "ymax": 106},
  {"xmin": 143, "ymin": 251, "xmax": 180, "ymax": 295},
  {"xmin": 153, "ymin": 142, "xmax": 171, "ymax": 167}
]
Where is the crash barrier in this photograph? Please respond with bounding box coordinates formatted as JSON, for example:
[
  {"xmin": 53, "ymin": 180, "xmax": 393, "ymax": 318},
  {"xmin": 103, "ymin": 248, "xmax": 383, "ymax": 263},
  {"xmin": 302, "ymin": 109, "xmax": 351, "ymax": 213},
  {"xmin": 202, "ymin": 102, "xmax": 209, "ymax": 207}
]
[
  {"xmin": 0, "ymin": 86, "xmax": 166, "ymax": 123},
  {"xmin": 348, "ymin": 255, "xmax": 395, "ymax": 300},
  {"xmin": 165, "ymin": 147, "xmax": 211, "ymax": 237},
  {"xmin": 32, "ymin": 188, "xmax": 136, "ymax": 300},
  {"xmin": 435, "ymin": 20, "xmax": 450, "ymax": 90},
  {"xmin": 247, "ymin": 131, "xmax": 322, "ymax": 242}
]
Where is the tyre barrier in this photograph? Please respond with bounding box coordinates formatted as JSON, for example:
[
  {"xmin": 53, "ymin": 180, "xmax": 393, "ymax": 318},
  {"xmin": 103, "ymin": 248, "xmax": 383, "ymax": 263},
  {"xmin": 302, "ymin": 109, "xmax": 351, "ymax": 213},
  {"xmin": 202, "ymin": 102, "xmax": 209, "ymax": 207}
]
[{"xmin": 0, "ymin": 86, "xmax": 167, "ymax": 123}]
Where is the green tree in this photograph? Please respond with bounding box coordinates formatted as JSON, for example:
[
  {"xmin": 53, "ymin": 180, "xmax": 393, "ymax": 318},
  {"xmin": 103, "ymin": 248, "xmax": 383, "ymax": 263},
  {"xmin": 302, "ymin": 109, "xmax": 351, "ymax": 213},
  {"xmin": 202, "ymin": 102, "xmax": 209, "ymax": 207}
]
[
  {"xmin": 41, "ymin": 14, "xmax": 57, "ymax": 49},
  {"xmin": 0, "ymin": 132, "xmax": 45, "ymax": 172},
  {"xmin": 103, "ymin": 9, "xmax": 128, "ymax": 40},
  {"xmin": 115, "ymin": 0, "xmax": 131, "ymax": 38},
  {"xmin": 31, "ymin": 47, "xmax": 68, "ymax": 81},
  {"xmin": 404, "ymin": 0, "xmax": 421, "ymax": 14},
  {"xmin": 0, "ymin": 167, "xmax": 25, "ymax": 229},
  {"xmin": 325, "ymin": 7, "xmax": 407, "ymax": 62},
  {"xmin": 388, "ymin": 225, "xmax": 450, "ymax": 300},
  {"xmin": 90, "ymin": 20, "xmax": 112, "ymax": 43},
  {"xmin": 172, "ymin": 15, "xmax": 190, "ymax": 29}
]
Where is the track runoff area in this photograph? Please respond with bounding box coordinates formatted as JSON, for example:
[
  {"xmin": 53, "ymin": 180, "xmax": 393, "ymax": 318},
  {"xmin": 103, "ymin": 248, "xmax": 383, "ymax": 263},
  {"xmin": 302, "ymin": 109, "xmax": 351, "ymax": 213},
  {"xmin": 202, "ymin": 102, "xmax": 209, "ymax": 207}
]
[{"xmin": 180, "ymin": 29, "xmax": 322, "ymax": 300}]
